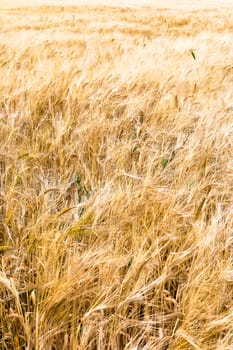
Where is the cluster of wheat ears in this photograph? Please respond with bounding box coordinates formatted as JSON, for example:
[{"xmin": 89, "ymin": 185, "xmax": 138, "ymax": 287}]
[{"xmin": 0, "ymin": 1, "xmax": 233, "ymax": 349}]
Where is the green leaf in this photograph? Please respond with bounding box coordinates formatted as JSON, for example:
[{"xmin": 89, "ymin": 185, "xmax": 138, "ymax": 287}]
[
  {"xmin": 190, "ymin": 50, "xmax": 196, "ymax": 60},
  {"xmin": 161, "ymin": 159, "xmax": 168, "ymax": 170},
  {"xmin": 189, "ymin": 180, "xmax": 195, "ymax": 187},
  {"xmin": 127, "ymin": 257, "xmax": 133, "ymax": 268},
  {"xmin": 76, "ymin": 172, "xmax": 82, "ymax": 187},
  {"xmin": 131, "ymin": 145, "xmax": 139, "ymax": 153}
]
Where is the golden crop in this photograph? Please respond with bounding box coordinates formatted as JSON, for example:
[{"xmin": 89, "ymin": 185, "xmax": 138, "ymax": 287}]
[{"xmin": 0, "ymin": 1, "xmax": 233, "ymax": 349}]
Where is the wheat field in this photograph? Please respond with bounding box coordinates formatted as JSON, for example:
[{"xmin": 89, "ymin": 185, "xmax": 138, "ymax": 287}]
[{"xmin": 0, "ymin": 1, "xmax": 233, "ymax": 349}]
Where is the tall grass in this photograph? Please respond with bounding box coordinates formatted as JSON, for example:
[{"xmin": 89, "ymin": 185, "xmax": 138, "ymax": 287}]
[{"xmin": 0, "ymin": 2, "xmax": 233, "ymax": 349}]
